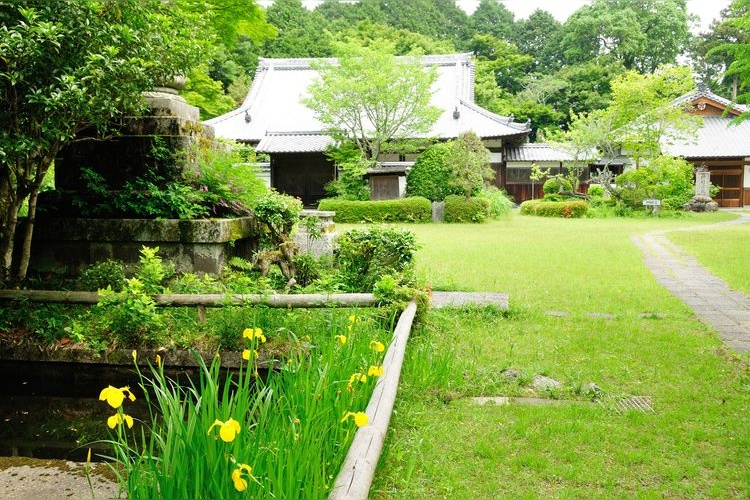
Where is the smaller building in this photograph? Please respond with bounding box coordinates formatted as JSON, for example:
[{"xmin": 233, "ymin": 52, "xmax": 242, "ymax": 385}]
[{"xmin": 666, "ymin": 88, "xmax": 750, "ymax": 207}]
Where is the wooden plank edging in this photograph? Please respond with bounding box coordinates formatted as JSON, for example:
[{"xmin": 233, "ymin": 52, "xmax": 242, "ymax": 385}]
[
  {"xmin": 0, "ymin": 290, "xmax": 377, "ymax": 308},
  {"xmin": 329, "ymin": 300, "xmax": 418, "ymax": 500}
]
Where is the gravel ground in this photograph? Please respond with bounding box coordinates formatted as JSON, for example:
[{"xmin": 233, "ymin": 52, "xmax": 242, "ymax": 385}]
[{"xmin": 0, "ymin": 457, "xmax": 119, "ymax": 500}]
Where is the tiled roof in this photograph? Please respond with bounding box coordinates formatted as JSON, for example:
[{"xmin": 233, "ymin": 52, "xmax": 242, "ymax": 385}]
[
  {"xmin": 504, "ymin": 143, "xmax": 575, "ymax": 162},
  {"xmin": 256, "ymin": 131, "xmax": 335, "ymax": 153},
  {"xmin": 664, "ymin": 115, "xmax": 750, "ymax": 159},
  {"xmin": 206, "ymin": 53, "xmax": 530, "ymax": 144}
]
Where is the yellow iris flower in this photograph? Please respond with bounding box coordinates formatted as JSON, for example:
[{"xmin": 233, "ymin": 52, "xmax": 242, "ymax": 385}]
[
  {"xmin": 242, "ymin": 327, "xmax": 266, "ymax": 343},
  {"xmin": 242, "ymin": 349, "xmax": 259, "ymax": 361},
  {"xmin": 341, "ymin": 411, "xmax": 369, "ymax": 428},
  {"xmin": 369, "ymin": 340, "xmax": 385, "ymax": 353},
  {"xmin": 208, "ymin": 417, "xmax": 241, "ymax": 442},
  {"xmin": 348, "ymin": 315, "xmax": 356, "ymax": 324},
  {"xmin": 99, "ymin": 386, "xmax": 136, "ymax": 409},
  {"xmin": 334, "ymin": 334, "xmax": 347, "ymax": 344},
  {"xmin": 107, "ymin": 413, "xmax": 134, "ymax": 429},
  {"xmin": 368, "ymin": 365, "xmax": 384, "ymax": 377},
  {"xmin": 231, "ymin": 463, "xmax": 254, "ymax": 492}
]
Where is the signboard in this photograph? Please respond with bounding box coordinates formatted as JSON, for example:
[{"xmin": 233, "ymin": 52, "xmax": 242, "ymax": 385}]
[
  {"xmin": 642, "ymin": 199, "xmax": 661, "ymax": 206},
  {"xmin": 695, "ymin": 171, "xmax": 711, "ymax": 198}
]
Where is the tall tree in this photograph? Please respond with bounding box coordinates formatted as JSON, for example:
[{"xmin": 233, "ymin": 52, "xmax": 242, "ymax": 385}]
[
  {"xmin": 710, "ymin": 0, "xmax": 750, "ymax": 111},
  {"xmin": 303, "ymin": 42, "xmax": 440, "ymax": 162},
  {"xmin": 604, "ymin": 66, "xmax": 699, "ymax": 167},
  {"xmin": 335, "ymin": 20, "xmax": 455, "ymax": 55},
  {"xmin": 469, "ymin": 0, "xmax": 516, "ymax": 41},
  {"xmin": 181, "ymin": 0, "xmax": 276, "ymax": 118},
  {"xmin": 513, "ymin": 9, "xmax": 564, "ymax": 73},
  {"xmin": 264, "ymin": 0, "xmax": 333, "ymax": 57},
  {"xmin": 560, "ymin": 0, "xmax": 694, "ymax": 73},
  {"xmin": 0, "ymin": 0, "xmax": 207, "ymax": 284},
  {"xmin": 449, "ymin": 131, "xmax": 493, "ymax": 199}
]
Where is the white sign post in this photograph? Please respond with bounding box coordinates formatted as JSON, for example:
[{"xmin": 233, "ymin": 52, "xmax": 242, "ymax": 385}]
[{"xmin": 642, "ymin": 198, "xmax": 661, "ymax": 214}]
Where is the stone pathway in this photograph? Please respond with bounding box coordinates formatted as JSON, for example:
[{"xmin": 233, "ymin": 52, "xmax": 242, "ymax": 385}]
[{"xmin": 631, "ymin": 212, "xmax": 750, "ymax": 353}]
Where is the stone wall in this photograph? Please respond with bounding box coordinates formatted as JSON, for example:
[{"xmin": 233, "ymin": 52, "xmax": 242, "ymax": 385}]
[{"xmin": 28, "ymin": 216, "xmax": 258, "ymax": 276}]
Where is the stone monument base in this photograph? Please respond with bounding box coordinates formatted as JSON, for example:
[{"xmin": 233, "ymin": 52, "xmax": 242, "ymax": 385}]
[{"xmin": 26, "ymin": 216, "xmax": 258, "ymax": 276}]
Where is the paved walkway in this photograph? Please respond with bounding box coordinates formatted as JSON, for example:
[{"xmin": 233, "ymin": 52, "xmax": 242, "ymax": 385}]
[{"xmin": 631, "ymin": 212, "xmax": 750, "ymax": 353}]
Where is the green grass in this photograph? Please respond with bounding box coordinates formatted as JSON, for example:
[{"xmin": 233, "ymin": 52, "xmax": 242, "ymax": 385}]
[
  {"xmin": 370, "ymin": 210, "xmax": 750, "ymax": 498},
  {"xmin": 668, "ymin": 223, "xmax": 750, "ymax": 295}
]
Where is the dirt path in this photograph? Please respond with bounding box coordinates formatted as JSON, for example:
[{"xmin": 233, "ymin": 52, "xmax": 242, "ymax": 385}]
[{"xmin": 631, "ymin": 212, "xmax": 750, "ymax": 352}]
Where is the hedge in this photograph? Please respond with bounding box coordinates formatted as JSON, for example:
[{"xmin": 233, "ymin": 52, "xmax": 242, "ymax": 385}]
[
  {"xmin": 443, "ymin": 195, "xmax": 490, "ymax": 223},
  {"xmin": 317, "ymin": 197, "xmax": 432, "ymax": 223},
  {"xmin": 520, "ymin": 199, "xmax": 589, "ymax": 218}
]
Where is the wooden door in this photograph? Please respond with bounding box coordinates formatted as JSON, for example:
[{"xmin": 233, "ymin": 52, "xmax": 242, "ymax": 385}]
[{"xmin": 710, "ymin": 168, "xmax": 742, "ymax": 207}]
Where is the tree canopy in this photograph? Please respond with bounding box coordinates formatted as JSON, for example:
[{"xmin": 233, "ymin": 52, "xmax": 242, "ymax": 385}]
[
  {"xmin": 303, "ymin": 42, "xmax": 440, "ymax": 162},
  {"xmin": 0, "ymin": 0, "xmax": 207, "ymax": 283}
]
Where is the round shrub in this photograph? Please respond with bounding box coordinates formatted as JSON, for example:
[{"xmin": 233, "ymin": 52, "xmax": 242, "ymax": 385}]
[
  {"xmin": 542, "ymin": 177, "xmax": 573, "ymax": 197},
  {"xmin": 406, "ymin": 142, "xmax": 463, "ymax": 201},
  {"xmin": 443, "ymin": 195, "xmax": 491, "ymax": 223}
]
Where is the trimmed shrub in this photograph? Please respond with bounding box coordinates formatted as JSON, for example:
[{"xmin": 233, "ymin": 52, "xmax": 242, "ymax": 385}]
[
  {"xmin": 317, "ymin": 197, "xmax": 431, "ymax": 223},
  {"xmin": 443, "ymin": 195, "xmax": 490, "ymax": 223},
  {"xmin": 520, "ymin": 199, "xmax": 589, "ymax": 218},
  {"xmin": 406, "ymin": 142, "xmax": 463, "ymax": 201},
  {"xmin": 542, "ymin": 177, "xmax": 573, "ymax": 196}
]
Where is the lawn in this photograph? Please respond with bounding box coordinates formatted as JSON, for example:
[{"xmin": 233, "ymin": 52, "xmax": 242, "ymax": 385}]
[
  {"xmin": 370, "ymin": 210, "xmax": 750, "ymax": 498},
  {"xmin": 668, "ymin": 221, "xmax": 750, "ymax": 295}
]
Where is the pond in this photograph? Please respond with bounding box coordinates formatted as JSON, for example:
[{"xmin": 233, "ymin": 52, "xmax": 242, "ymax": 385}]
[{"xmin": 0, "ymin": 359, "xmax": 267, "ymax": 461}]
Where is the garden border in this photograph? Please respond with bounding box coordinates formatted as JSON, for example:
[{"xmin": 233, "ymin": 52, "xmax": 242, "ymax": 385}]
[{"xmin": 329, "ymin": 300, "xmax": 417, "ymax": 500}]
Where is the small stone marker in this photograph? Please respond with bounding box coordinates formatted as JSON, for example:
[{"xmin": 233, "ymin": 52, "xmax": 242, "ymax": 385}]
[{"xmin": 695, "ymin": 170, "xmax": 711, "ymax": 198}]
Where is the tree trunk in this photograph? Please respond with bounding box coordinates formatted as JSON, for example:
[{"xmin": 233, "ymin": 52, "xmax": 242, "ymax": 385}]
[
  {"xmin": 17, "ymin": 187, "xmax": 40, "ymax": 281},
  {"xmin": 0, "ymin": 206, "xmax": 19, "ymax": 286}
]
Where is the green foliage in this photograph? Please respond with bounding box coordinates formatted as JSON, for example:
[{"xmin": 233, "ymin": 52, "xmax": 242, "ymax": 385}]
[
  {"xmin": 476, "ymin": 186, "xmax": 514, "ymax": 218},
  {"xmin": 615, "ymin": 156, "xmax": 695, "ymax": 210},
  {"xmin": 103, "ymin": 312, "xmax": 386, "ymax": 498},
  {"xmin": 543, "ymin": 177, "xmax": 574, "ymax": 197},
  {"xmin": 293, "ymin": 253, "xmax": 323, "ymax": 288},
  {"xmin": 406, "ymin": 142, "xmax": 463, "ymax": 201},
  {"xmin": 94, "ymin": 278, "xmax": 165, "ymax": 346},
  {"xmin": 0, "ymin": 0, "xmax": 208, "ymax": 283},
  {"xmin": 68, "ymin": 140, "xmax": 264, "ymax": 220},
  {"xmin": 304, "ymin": 40, "xmax": 440, "ymax": 161},
  {"xmin": 79, "ymin": 260, "xmax": 126, "ymax": 292},
  {"xmin": 335, "ymin": 226, "xmax": 419, "ymax": 291},
  {"xmin": 448, "ymin": 131, "xmax": 494, "ymax": 199},
  {"xmin": 443, "ymin": 195, "xmax": 491, "ymax": 223},
  {"xmin": 253, "ymin": 191, "xmax": 303, "ymax": 238},
  {"xmin": 181, "ymin": 66, "xmax": 238, "ymax": 120},
  {"xmin": 559, "ymin": 0, "xmax": 692, "ymax": 73},
  {"xmin": 324, "ymin": 145, "xmax": 370, "ymax": 201},
  {"xmin": 318, "ymin": 197, "xmax": 432, "ymax": 223},
  {"xmin": 520, "ymin": 199, "xmax": 589, "ymax": 218},
  {"xmin": 588, "ymin": 184, "xmax": 605, "ymax": 198}
]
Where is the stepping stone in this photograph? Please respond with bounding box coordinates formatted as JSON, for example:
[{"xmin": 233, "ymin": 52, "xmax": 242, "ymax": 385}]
[
  {"xmin": 588, "ymin": 312, "xmax": 616, "ymax": 320},
  {"xmin": 545, "ymin": 310, "xmax": 569, "ymax": 317},
  {"xmin": 469, "ymin": 396, "xmax": 596, "ymax": 408},
  {"xmin": 430, "ymin": 292, "xmax": 508, "ymax": 309},
  {"xmin": 532, "ymin": 375, "xmax": 562, "ymax": 391}
]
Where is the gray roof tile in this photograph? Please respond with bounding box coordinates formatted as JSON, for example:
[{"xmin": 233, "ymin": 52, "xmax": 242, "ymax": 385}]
[{"xmin": 206, "ymin": 54, "xmax": 530, "ymax": 144}]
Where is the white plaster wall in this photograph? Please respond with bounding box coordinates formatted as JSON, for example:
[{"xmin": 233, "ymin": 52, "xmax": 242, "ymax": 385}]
[{"xmin": 745, "ymin": 164, "xmax": 750, "ymax": 188}]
